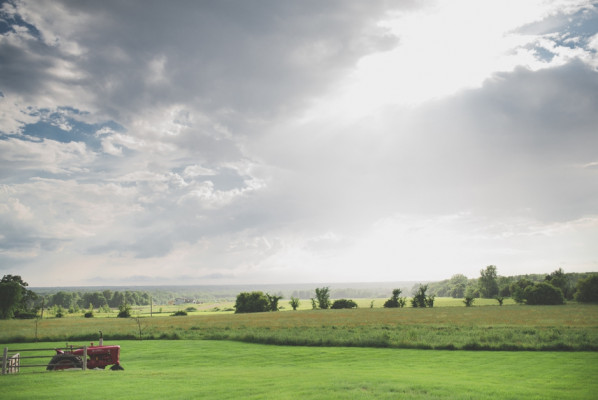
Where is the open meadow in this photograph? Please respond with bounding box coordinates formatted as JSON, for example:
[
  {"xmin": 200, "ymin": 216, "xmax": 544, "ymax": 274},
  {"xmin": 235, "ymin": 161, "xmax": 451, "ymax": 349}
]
[
  {"xmin": 2, "ymin": 302, "xmax": 597, "ymax": 351},
  {"xmin": 2, "ymin": 302, "xmax": 597, "ymax": 399},
  {"xmin": 2, "ymin": 340, "xmax": 598, "ymax": 399}
]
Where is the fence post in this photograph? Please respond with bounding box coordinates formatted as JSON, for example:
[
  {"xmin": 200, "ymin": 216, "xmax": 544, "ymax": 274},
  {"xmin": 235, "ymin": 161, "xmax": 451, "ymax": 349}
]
[
  {"xmin": 2, "ymin": 347, "xmax": 7, "ymax": 375},
  {"xmin": 82, "ymin": 346, "xmax": 87, "ymax": 371}
]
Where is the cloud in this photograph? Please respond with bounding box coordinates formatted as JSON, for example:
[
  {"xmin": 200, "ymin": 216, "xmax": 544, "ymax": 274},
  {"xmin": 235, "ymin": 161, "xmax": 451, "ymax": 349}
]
[{"xmin": 1, "ymin": 1, "xmax": 597, "ymax": 285}]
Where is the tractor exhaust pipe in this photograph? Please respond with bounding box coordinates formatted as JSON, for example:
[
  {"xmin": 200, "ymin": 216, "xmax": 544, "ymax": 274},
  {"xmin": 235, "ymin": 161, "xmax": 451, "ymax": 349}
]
[{"xmin": 99, "ymin": 330, "xmax": 103, "ymax": 346}]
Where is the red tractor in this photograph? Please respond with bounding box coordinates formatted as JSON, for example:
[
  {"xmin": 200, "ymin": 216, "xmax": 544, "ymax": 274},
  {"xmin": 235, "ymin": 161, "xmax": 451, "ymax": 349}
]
[{"xmin": 47, "ymin": 332, "xmax": 124, "ymax": 371}]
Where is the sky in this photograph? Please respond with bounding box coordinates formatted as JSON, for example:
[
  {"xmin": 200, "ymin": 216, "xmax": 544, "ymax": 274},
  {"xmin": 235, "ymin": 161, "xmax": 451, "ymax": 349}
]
[{"xmin": 1, "ymin": 0, "xmax": 597, "ymax": 287}]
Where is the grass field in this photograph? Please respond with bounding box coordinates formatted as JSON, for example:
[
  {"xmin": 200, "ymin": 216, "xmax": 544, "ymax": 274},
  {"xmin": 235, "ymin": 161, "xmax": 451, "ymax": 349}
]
[
  {"xmin": 39, "ymin": 297, "xmax": 519, "ymax": 318},
  {"xmin": 2, "ymin": 340, "xmax": 597, "ymax": 399},
  {"xmin": 1, "ymin": 303, "xmax": 597, "ymax": 351}
]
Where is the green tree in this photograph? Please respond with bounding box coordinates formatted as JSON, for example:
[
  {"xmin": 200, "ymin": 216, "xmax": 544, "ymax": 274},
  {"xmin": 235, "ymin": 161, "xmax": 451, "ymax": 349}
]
[
  {"xmin": 479, "ymin": 265, "xmax": 499, "ymax": 298},
  {"xmin": 448, "ymin": 274, "xmax": 468, "ymax": 298},
  {"xmin": 384, "ymin": 288, "xmax": 406, "ymax": 308},
  {"xmin": 524, "ymin": 282, "xmax": 564, "ymax": 305},
  {"xmin": 234, "ymin": 291, "xmax": 270, "ymax": 313},
  {"xmin": 117, "ymin": 302, "xmax": 132, "ymax": 318},
  {"xmin": 51, "ymin": 291, "xmax": 74, "ymax": 309},
  {"xmin": 331, "ymin": 299, "xmax": 358, "ymax": 309},
  {"xmin": 81, "ymin": 292, "xmax": 108, "ymax": 308},
  {"xmin": 0, "ymin": 275, "xmax": 36, "ymax": 319},
  {"xmin": 0, "ymin": 280, "xmax": 22, "ymax": 319},
  {"xmin": 266, "ymin": 293, "xmax": 283, "ymax": 311},
  {"xmin": 289, "ymin": 297, "xmax": 300, "ymax": 310},
  {"xmin": 109, "ymin": 291, "xmax": 125, "ymax": 308},
  {"xmin": 574, "ymin": 274, "xmax": 598, "ymax": 303},
  {"xmin": 545, "ymin": 268, "xmax": 572, "ymax": 299},
  {"xmin": 511, "ymin": 278, "xmax": 534, "ymax": 304},
  {"xmin": 463, "ymin": 296, "xmax": 475, "ymax": 307},
  {"xmin": 315, "ymin": 287, "xmax": 331, "ymax": 309},
  {"xmin": 425, "ymin": 294, "xmax": 436, "ymax": 308},
  {"xmin": 53, "ymin": 305, "xmax": 64, "ymax": 318},
  {"xmin": 411, "ymin": 284, "xmax": 431, "ymax": 308}
]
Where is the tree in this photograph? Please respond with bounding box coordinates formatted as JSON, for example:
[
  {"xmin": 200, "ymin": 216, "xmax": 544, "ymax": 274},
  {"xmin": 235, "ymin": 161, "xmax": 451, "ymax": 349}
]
[
  {"xmin": 331, "ymin": 299, "xmax": 358, "ymax": 309},
  {"xmin": 266, "ymin": 293, "xmax": 283, "ymax": 311},
  {"xmin": 523, "ymin": 282, "xmax": 564, "ymax": 305},
  {"xmin": 511, "ymin": 278, "xmax": 534, "ymax": 304},
  {"xmin": 81, "ymin": 292, "xmax": 108, "ymax": 308},
  {"xmin": 0, "ymin": 281, "xmax": 22, "ymax": 319},
  {"xmin": 384, "ymin": 288, "xmax": 406, "ymax": 308},
  {"xmin": 117, "ymin": 302, "xmax": 132, "ymax": 318},
  {"xmin": 0, "ymin": 275, "xmax": 36, "ymax": 319},
  {"xmin": 545, "ymin": 268, "xmax": 572, "ymax": 299},
  {"xmin": 315, "ymin": 287, "xmax": 331, "ymax": 309},
  {"xmin": 463, "ymin": 296, "xmax": 475, "ymax": 307},
  {"xmin": 234, "ymin": 291, "xmax": 281, "ymax": 313},
  {"xmin": 411, "ymin": 284, "xmax": 432, "ymax": 308},
  {"xmin": 289, "ymin": 297, "xmax": 300, "ymax": 310},
  {"xmin": 448, "ymin": 274, "xmax": 468, "ymax": 298},
  {"xmin": 51, "ymin": 291, "xmax": 74, "ymax": 309},
  {"xmin": 310, "ymin": 298, "xmax": 317, "ymax": 309},
  {"xmin": 479, "ymin": 265, "xmax": 499, "ymax": 298},
  {"xmin": 425, "ymin": 294, "xmax": 436, "ymax": 308},
  {"xmin": 574, "ymin": 274, "xmax": 598, "ymax": 303}
]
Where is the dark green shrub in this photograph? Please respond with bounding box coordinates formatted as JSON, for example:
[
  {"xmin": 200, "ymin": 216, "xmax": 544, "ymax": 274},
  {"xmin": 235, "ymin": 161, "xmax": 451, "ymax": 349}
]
[
  {"xmin": 289, "ymin": 297, "xmax": 300, "ymax": 310},
  {"xmin": 524, "ymin": 282, "xmax": 564, "ymax": 305},
  {"xmin": 383, "ymin": 289, "xmax": 406, "ymax": 308},
  {"xmin": 411, "ymin": 285, "xmax": 433, "ymax": 308},
  {"xmin": 266, "ymin": 294, "xmax": 283, "ymax": 311},
  {"xmin": 463, "ymin": 296, "xmax": 475, "ymax": 307},
  {"xmin": 331, "ymin": 299, "xmax": 358, "ymax": 309},
  {"xmin": 185, "ymin": 306, "xmax": 197, "ymax": 312},
  {"xmin": 172, "ymin": 310, "xmax": 188, "ymax": 316},
  {"xmin": 235, "ymin": 291, "xmax": 270, "ymax": 313},
  {"xmin": 574, "ymin": 274, "xmax": 598, "ymax": 303},
  {"xmin": 117, "ymin": 303, "xmax": 131, "ymax": 318},
  {"xmin": 14, "ymin": 310, "xmax": 37, "ymax": 319},
  {"xmin": 425, "ymin": 295, "xmax": 436, "ymax": 308},
  {"xmin": 496, "ymin": 296, "xmax": 504, "ymax": 306},
  {"xmin": 84, "ymin": 311, "xmax": 94, "ymax": 318},
  {"xmin": 511, "ymin": 278, "xmax": 534, "ymax": 304}
]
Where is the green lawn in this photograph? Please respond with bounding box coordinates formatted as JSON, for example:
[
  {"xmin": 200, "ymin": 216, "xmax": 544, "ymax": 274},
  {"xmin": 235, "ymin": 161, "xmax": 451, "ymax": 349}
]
[{"xmin": 2, "ymin": 340, "xmax": 596, "ymax": 399}]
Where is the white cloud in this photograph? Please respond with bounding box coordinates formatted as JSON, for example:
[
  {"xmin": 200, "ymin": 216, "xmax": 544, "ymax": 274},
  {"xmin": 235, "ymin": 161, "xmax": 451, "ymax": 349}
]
[
  {"xmin": 1, "ymin": 0, "xmax": 597, "ymax": 285},
  {"xmin": 0, "ymin": 137, "xmax": 94, "ymax": 174}
]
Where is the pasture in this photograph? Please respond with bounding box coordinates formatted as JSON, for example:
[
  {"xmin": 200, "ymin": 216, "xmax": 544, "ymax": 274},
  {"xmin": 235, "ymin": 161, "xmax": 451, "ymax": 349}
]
[
  {"xmin": 1, "ymin": 303, "xmax": 597, "ymax": 350},
  {"xmin": 2, "ymin": 340, "xmax": 597, "ymax": 399}
]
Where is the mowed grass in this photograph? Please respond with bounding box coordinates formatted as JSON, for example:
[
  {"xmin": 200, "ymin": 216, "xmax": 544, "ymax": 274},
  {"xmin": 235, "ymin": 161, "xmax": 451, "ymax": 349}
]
[
  {"xmin": 2, "ymin": 340, "xmax": 597, "ymax": 399},
  {"xmin": 1, "ymin": 303, "xmax": 597, "ymax": 351}
]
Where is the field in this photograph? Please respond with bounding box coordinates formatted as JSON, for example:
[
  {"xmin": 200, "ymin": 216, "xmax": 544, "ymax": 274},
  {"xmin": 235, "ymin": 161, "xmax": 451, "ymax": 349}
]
[
  {"xmin": 2, "ymin": 302, "xmax": 597, "ymax": 398},
  {"xmin": 2, "ymin": 340, "xmax": 597, "ymax": 399},
  {"xmin": 2, "ymin": 303, "xmax": 597, "ymax": 351}
]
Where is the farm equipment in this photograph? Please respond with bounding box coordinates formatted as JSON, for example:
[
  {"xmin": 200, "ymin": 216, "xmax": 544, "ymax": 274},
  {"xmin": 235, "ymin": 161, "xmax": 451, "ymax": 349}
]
[{"xmin": 47, "ymin": 331, "xmax": 124, "ymax": 371}]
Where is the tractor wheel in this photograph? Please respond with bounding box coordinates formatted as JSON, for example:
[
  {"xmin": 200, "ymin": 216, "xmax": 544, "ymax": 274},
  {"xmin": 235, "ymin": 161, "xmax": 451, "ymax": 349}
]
[
  {"xmin": 47, "ymin": 354, "xmax": 84, "ymax": 370},
  {"xmin": 110, "ymin": 363, "xmax": 124, "ymax": 371}
]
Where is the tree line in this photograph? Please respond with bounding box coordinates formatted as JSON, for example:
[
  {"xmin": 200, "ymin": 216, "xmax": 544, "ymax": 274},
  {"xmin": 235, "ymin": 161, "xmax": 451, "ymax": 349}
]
[
  {"xmin": 233, "ymin": 268, "xmax": 598, "ymax": 313},
  {"xmin": 426, "ymin": 267, "xmax": 594, "ymax": 300},
  {"xmin": 0, "ymin": 275, "xmax": 153, "ymax": 319},
  {"xmin": 2, "ymin": 269, "xmax": 598, "ymax": 318}
]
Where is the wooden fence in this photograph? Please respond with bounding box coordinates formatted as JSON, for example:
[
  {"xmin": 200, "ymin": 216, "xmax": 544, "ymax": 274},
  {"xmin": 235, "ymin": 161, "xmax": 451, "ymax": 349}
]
[{"xmin": 2, "ymin": 346, "xmax": 88, "ymax": 375}]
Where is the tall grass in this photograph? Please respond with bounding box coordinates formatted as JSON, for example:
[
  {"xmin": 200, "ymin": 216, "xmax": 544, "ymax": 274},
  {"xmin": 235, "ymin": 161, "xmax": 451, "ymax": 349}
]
[{"xmin": 1, "ymin": 303, "xmax": 596, "ymax": 351}]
